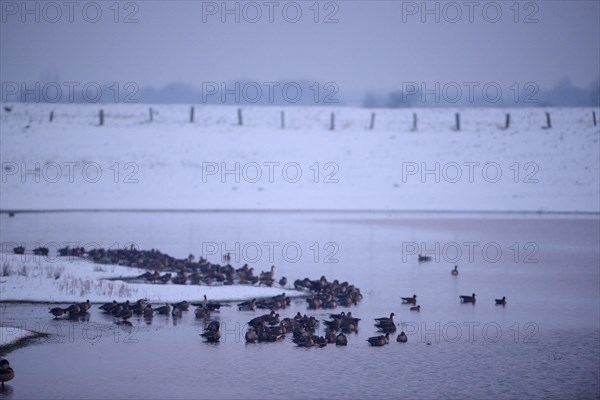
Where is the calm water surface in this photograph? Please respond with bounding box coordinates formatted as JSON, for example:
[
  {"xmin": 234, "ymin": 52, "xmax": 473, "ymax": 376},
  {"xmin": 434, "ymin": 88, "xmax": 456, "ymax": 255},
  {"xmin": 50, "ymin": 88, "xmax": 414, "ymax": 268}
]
[{"xmin": 0, "ymin": 212, "xmax": 598, "ymax": 399}]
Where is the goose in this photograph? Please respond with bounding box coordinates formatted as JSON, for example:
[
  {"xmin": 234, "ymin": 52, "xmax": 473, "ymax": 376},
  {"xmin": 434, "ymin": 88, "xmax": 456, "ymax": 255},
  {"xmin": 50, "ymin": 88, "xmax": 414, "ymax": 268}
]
[
  {"xmin": 13, "ymin": 246, "xmax": 25, "ymax": 255},
  {"xmin": 143, "ymin": 304, "xmax": 154, "ymax": 318},
  {"xmin": 245, "ymin": 328, "xmax": 258, "ymax": 343},
  {"xmin": 314, "ymin": 336, "xmax": 328, "ymax": 347},
  {"xmin": 326, "ymin": 330, "xmax": 337, "ymax": 344},
  {"xmin": 201, "ymin": 321, "xmax": 221, "ymax": 343},
  {"xmin": 374, "ymin": 313, "xmax": 395, "ymax": 325},
  {"xmin": 367, "ymin": 333, "xmax": 389, "ymax": 346},
  {"xmin": 335, "ymin": 333, "xmax": 348, "ymax": 346},
  {"xmin": 171, "ymin": 307, "xmax": 183, "ymax": 318},
  {"xmin": 222, "ymin": 252, "xmax": 231, "ymax": 263},
  {"xmin": 401, "ymin": 295, "xmax": 417, "ymax": 304},
  {"xmin": 116, "ymin": 307, "xmax": 133, "ymax": 320},
  {"xmin": 451, "ymin": 265, "xmax": 459, "ymax": 275},
  {"xmin": 279, "ymin": 276, "xmax": 287, "ymax": 287},
  {"xmin": 99, "ymin": 300, "xmax": 117, "ymax": 312},
  {"xmin": 495, "ymin": 296, "xmax": 506, "ymax": 305},
  {"xmin": 374, "ymin": 313, "xmax": 396, "ymax": 333},
  {"xmin": 78, "ymin": 300, "xmax": 91, "ymax": 312},
  {"xmin": 172, "ymin": 301, "xmax": 189, "ymax": 311},
  {"xmin": 33, "ymin": 247, "xmax": 49, "ymax": 256},
  {"xmin": 201, "ymin": 295, "xmax": 230, "ymax": 311},
  {"xmin": 418, "ymin": 254, "xmax": 432, "ymax": 262},
  {"xmin": 194, "ymin": 307, "xmax": 210, "ymax": 319},
  {"xmin": 154, "ymin": 304, "xmax": 171, "ymax": 315},
  {"xmin": 397, "ymin": 332, "xmax": 408, "ymax": 343},
  {"xmin": 237, "ymin": 298, "xmax": 256, "ymax": 311},
  {"xmin": 0, "ymin": 359, "xmax": 14, "ymax": 387},
  {"xmin": 460, "ymin": 293, "xmax": 476, "ymax": 303},
  {"xmin": 410, "ymin": 305, "xmax": 420, "ymax": 312},
  {"xmin": 49, "ymin": 307, "xmax": 65, "ymax": 318}
]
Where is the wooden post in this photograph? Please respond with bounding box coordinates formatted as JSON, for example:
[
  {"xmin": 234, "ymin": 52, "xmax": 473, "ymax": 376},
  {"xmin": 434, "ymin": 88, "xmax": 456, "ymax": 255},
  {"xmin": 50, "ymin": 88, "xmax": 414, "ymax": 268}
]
[
  {"xmin": 369, "ymin": 112, "xmax": 376, "ymax": 130},
  {"xmin": 149, "ymin": 107, "xmax": 153, "ymax": 122},
  {"xmin": 237, "ymin": 108, "xmax": 243, "ymax": 126},
  {"xmin": 543, "ymin": 112, "xmax": 551, "ymax": 129},
  {"xmin": 330, "ymin": 112, "xmax": 335, "ymax": 131},
  {"xmin": 503, "ymin": 113, "xmax": 510, "ymax": 130},
  {"xmin": 454, "ymin": 112, "xmax": 460, "ymax": 131},
  {"xmin": 49, "ymin": 111, "xmax": 54, "ymax": 123},
  {"xmin": 593, "ymin": 111, "xmax": 597, "ymax": 127},
  {"xmin": 280, "ymin": 110, "xmax": 285, "ymax": 129},
  {"xmin": 99, "ymin": 109, "xmax": 104, "ymax": 126},
  {"xmin": 190, "ymin": 106, "xmax": 194, "ymax": 123},
  {"xmin": 411, "ymin": 113, "xmax": 418, "ymax": 131}
]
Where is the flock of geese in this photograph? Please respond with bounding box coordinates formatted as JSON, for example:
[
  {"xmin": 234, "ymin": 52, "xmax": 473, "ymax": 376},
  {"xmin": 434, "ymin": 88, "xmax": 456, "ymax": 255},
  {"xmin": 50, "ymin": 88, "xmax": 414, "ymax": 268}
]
[{"xmin": 43, "ymin": 256, "xmax": 506, "ymax": 350}]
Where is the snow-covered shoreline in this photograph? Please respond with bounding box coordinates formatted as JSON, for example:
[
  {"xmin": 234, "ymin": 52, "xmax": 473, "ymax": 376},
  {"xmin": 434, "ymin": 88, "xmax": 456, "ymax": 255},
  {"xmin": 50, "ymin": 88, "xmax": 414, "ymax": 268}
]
[
  {"xmin": 0, "ymin": 253, "xmax": 303, "ymax": 303},
  {"xmin": 0, "ymin": 326, "xmax": 39, "ymax": 348},
  {"xmin": 1, "ymin": 104, "xmax": 598, "ymax": 213}
]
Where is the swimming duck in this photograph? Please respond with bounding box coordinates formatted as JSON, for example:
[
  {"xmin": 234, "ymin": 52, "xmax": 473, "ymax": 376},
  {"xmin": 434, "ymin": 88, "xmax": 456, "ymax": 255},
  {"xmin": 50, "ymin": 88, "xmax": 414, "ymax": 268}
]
[
  {"xmin": 495, "ymin": 296, "xmax": 506, "ymax": 305},
  {"xmin": 451, "ymin": 265, "xmax": 459, "ymax": 275},
  {"xmin": 367, "ymin": 333, "xmax": 389, "ymax": 346},
  {"xmin": 401, "ymin": 295, "xmax": 417, "ymax": 304},
  {"xmin": 397, "ymin": 332, "xmax": 408, "ymax": 343},
  {"xmin": 0, "ymin": 359, "xmax": 14, "ymax": 387},
  {"xmin": 410, "ymin": 305, "xmax": 420, "ymax": 312},
  {"xmin": 460, "ymin": 293, "xmax": 476, "ymax": 303}
]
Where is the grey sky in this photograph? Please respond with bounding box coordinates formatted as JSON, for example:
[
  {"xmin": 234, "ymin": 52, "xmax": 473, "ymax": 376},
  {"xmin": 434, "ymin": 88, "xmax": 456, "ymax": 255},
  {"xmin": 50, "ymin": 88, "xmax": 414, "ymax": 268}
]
[{"xmin": 1, "ymin": 0, "xmax": 599, "ymax": 98}]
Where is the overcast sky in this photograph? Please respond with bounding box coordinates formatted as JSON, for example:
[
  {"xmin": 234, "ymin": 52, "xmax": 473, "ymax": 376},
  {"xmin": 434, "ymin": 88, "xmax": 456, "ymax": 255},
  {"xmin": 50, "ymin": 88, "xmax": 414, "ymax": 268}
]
[{"xmin": 1, "ymin": 0, "xmax": 599, "ymax": 98}]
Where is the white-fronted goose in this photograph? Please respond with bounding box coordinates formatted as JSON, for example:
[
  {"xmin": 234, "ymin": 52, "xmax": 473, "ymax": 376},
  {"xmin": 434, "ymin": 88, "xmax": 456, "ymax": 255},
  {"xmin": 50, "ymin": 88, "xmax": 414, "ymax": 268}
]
[{"xmin": 460, "ymin": 293, "xmax": 476, "ymax": 303}]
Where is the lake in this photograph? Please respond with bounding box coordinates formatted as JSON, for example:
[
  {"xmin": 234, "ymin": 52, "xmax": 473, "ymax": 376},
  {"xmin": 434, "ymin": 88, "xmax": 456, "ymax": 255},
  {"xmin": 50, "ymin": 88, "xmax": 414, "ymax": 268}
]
[{"xmin": 0, "ymin": 211, "xmax": 599, "ymax": 399}]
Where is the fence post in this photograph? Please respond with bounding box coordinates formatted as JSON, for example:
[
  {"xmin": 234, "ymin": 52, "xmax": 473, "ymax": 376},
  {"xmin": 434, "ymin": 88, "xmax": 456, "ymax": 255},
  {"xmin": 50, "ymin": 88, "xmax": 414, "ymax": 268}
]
[
  {"xmin": 503, "ymin": 113, "xmax": 510, "ymax": 129},
  {"xmin": 281, "ymin": 110, "xmax": 285, "ymax": 129},
  {"xmin": 238, "ymin": 108, "xmax": 243, "ymax": 126},
  {"xmin": 411, "ymin": 113, "xmax": 417, "ymax": 131},
  {"xmin": 190, "ymin": 106, "xmax": 194, "ymax": 123},
  {"xmin": 543, "ymin": 112, "xmax": 551, "ymax": 129},
  {"xmin": 99, "ymin": 109, "xmax": 104, "ymax": 126},
  {"xmin": 454, "ymin": 112, "xmax": 460, "ymax": 131},
  {"xmin": 330, "ymin": 112, "xmax": 335, "ymax": 131},
  {"xmin": 369, "ymin": 112, "xmax": 376, "ymax": 130}
]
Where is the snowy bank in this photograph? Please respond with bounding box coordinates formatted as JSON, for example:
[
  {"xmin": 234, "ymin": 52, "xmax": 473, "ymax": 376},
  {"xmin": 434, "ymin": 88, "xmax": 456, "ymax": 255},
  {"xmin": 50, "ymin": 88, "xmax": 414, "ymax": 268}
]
[
  {"xmin": 1, "ymin": 104, "xmax": 598, "ymax": 213},
  {"xmin": 0, "ymin": 253, "xmax": 302, "ymax": 303},
  {"xmin": 0, "ymin": 326, "xmax": 41, "ymax": 353}
]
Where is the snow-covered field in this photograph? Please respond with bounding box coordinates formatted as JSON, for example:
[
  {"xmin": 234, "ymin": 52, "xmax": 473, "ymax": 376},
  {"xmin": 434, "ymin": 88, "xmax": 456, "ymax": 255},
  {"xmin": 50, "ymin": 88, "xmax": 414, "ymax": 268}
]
[
  {"xmin": 1, "ymin": 104, "xmax": 598, "ymax": 213},
  {"xmin": 0, "ymin": 253, "xmax": 301, "ymax": 303}
]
